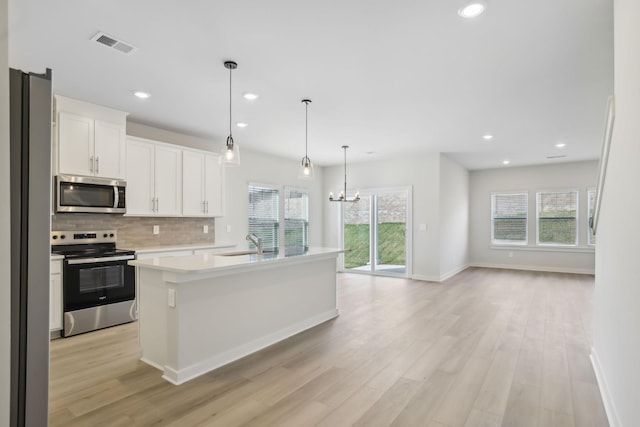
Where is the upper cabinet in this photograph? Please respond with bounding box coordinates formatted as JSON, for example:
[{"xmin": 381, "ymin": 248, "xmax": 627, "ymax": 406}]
[
  {"xmin": 126, "ymin": 136, "xmax": 182, "ymax": 216},
  {"xmin": 55, "ymin": 95, "xmax": 128, "ymax": 179},
  {"xmin": 182, "ymin": 149, "xmax": 224, "ymax": 217}
]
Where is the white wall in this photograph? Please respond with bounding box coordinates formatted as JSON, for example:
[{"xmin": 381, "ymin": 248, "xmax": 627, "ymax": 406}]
[
  {"xmin": 1, "ymin": 0, "xmax": 10, "ymax": 421},
  {"xmin": 217, "ymin": 148, "xmax": 324, "ymax": 247},
  {"xmin": 469, "ymin": 161, "xmax": 597, "ymax": 274},
  {"xmin": 323, "ymin": 154, "xmax": 442, "ymax": 280},
  {"xmin": 591, "ymin": 0, "xmax": 640, "ymax": 424},
  {"xmin": 128, "ymin": 121, "xmax": 324, "ymax": 249},
  {"xmin": 439, "ymin": 155, "xmax": 469, "ymax": 280}
]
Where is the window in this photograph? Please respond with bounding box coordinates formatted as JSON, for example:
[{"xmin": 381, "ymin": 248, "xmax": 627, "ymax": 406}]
[
  {"xmin": 588, "ymin": 189, "xmax": 596, "ymax": 245},
  {"xmin": 248, "ymin": 184, "xmax": 279, "ymax": 251},
  {"xmin": 491, "ymin": 192, "xmax": 528, "ymax": 245},
  {"xmin": 536, "ymin": 190, "xmax": 578, "ymax": 245},
  {"xmin": 284, "ymin": 188, "xmax": 309, "ymax": 255}
]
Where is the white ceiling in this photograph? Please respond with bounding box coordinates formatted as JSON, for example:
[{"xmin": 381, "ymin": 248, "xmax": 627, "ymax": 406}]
[{"xmin": 8, "ymin": 0, "xmax": 613, "ymax": 169}]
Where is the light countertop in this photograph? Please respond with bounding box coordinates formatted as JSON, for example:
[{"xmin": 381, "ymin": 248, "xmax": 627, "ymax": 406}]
[
  {"xmin": 119, "ymin": 243, "xmax": 235, "ymax": 254},
  {"xmin": 129, "ymin": 247, "xmax": 345, "ymax": 276},
  {"xmin": 51, "ymin": 254, "xmax": 64, "ymax": 261}
]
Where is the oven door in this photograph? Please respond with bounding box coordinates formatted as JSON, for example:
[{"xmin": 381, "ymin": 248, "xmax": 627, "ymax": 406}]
[{"xmin": 63, "ymin": 255, "xmax": 135, "ymax": 312}]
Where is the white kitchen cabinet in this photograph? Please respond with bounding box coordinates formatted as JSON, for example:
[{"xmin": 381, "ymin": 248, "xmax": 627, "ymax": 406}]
[
  {"xmin": 182, "ymin": 149, "xmax": 224, "ymax": 217},
  {"xmin": 55, "ymin": 95, "xmax": 127, "ymax": 179},
  {"xmin": 50, "ymin": 259, "xmax": 63, "ymax": 333},
  {"xmin": 126, "ymin": 137, "xmax": 182, "ymax": 216}
]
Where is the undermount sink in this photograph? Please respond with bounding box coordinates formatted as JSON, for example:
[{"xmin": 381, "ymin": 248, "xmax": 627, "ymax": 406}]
[{"xmin": 218, "ymin": 250, "xmax": 258, "ymax": 256}]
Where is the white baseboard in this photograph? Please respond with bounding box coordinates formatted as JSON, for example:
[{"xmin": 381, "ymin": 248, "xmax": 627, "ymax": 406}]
[
  {"xmin": 439, "ymin": 264, "xmax": 469, "ymax": 282},
  {"xmin": 162, "ymin": 309, "xmax": 339, "ymax": 385},
  {"xmin": 469, "ymin": 262, "xmax": 595, "ymax": 275},
  {"xmin": 590, "ymin": 347, "xmax": 621, "ymax": 427},
  {"xmin": 411, "ymin": 274, "xmax": 441, "ymax": 282},
  {"xmin": 412, "ymin": 264, "xmax": 470, "ymax": 283}
]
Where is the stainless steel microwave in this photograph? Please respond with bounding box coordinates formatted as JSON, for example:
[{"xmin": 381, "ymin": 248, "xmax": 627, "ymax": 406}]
[{"xmin": 55, "ymin": 175, "xmax": 126, "ymax": 213}]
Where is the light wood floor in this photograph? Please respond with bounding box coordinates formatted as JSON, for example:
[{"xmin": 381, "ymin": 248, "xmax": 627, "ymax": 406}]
[{"xmin": 49, "ymin": 268, "xmax": 609, "ymax": 427}]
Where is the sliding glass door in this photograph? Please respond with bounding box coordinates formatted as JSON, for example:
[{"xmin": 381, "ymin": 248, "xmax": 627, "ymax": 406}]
[{"xmin": 342, "ymin": 187, "xmax": 410, "ymax": 277}]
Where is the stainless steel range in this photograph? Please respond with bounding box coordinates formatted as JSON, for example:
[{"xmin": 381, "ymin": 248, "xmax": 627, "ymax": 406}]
[{"xmin": 51, "ymin": 230, "xmax": 136, "ymax": 337}]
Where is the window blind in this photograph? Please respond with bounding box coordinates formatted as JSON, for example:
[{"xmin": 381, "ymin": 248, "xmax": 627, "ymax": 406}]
[
  {"xmin": 491, "ymin": 193, "xmax": 528, "ymax": 244},
  {"xmin": 588, "ymin": 189, "xmax": 596, "ymax": 245},
  {"xmin": 537, "ymin": 191, "xmax": 578, "ymax": 245},
  {"xmin": 248, "ymin": 185, "xmax": 279, "ymax": 251},
  {"xmin": 284, "ymin": 188, "xmax": 309, "ymax": 255}
]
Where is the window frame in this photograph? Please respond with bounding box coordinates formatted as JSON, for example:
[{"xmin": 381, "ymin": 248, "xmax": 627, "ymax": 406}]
[
  {"xmin": 247, "ymin": 182, "xmax": 280, "ymax": 252},
  {"xmin": 535, "ymin": 189, "xmax": 579, "ymax": 247},
  {"xmin": 490, "ymin": 191, "xmax": 529, "ymax": 246},
  {"xmin": 587, "ymin": 188, "xmax": 596, "ymax": 246},
  {"xmin": 283, "ymin": 186, "xmax": 310, "ymax": 254}
]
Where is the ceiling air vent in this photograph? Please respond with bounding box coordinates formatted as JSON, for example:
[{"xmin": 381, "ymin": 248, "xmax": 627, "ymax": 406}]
[
  {"xmin": 546, "ymin": 155, "xmax": 567, "ymax": 159},
  {"xmin": 91, "ymin": 32, "xmax": 138, "ymax": 55}
]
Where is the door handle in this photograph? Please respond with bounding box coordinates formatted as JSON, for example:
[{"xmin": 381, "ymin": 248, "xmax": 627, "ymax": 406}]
[{"xmin": 96, "ymin": 157, "xmax": 100, "ymax": 174}]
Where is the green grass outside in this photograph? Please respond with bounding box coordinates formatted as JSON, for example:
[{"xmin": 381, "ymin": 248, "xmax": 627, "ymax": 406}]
[
  {"xmin": 494, "ymin": 216, "xmax": 577, "ymax": 244},
  {"xmin": 344, "ymin": 223, "xmax": 405, "ymax": 269}
]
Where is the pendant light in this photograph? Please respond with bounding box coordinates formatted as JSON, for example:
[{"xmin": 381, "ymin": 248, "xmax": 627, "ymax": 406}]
[
  {"xmin": 329, "ymin": 146, "xmax": 360, "ymax": 202},
  {"xmin": 298, "ymin": 99, "xmax": 314, "ymax": 180},
  {"xmin": 221, "ymin": 60, "xmax": 240, "ymax": 166}
]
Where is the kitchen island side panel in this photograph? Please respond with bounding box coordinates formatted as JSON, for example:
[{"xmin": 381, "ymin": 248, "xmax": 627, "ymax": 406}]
[
  {"xmin": 137, "ymin": 255, "xmax": 339, "ymax": 384},
  {"xmin": 138, "ymin": 268, "xmax": 169, "ymax": 370}
]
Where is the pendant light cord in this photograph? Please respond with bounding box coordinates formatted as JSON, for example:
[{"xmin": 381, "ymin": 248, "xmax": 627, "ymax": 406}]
[
  {"xmin": 229, "ymin": 66, "xmax": 233, "ymax": 138},
  {"xmin": 344, "ymin": 146, "xmax": 347, "ymax": 196}
]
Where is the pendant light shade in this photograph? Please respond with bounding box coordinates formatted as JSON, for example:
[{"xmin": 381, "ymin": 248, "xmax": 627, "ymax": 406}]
[
  {"xmin": 222, "ymin": 61, "xmax": 240, "ymax": 166},
  {"xmin": 298, "ymin": 99, "xmax": 314, "ymax": 180},
  {"xmin": 329, "ymin": 146, "xmax": 360, "ymax": 203}
]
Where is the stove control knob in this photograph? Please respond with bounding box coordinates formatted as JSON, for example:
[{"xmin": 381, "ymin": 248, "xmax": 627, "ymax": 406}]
[
  {"xmin": 109, "ymin": 233, "xmax": 114, "ymax": 238},
  {"xmin": 103, "ymin": 233, "xmax": 108, "ymax": 238},
  {"xmin": 60, "ymin": 235, "xmax": 65, "ymax": 240},
  {"xmin": 52, "ymin": 235, "xmax": 58, "ymax": 240}
]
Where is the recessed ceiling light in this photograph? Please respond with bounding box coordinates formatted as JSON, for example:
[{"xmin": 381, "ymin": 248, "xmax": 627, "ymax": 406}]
[
  {"xmin": 243, "ymin": 93, "xmax": 259, "ymax": 101},
  {"xmin": 236, "ymin": 122, "xmax": 248, "ymax": 128},
  {"xmin": 458, "ymin": 1, "xmax": 486, "ymax": 18},
  {"xmin": 133, "ymin": 91, "xmax": 151, "ymax": 99},
  {"xmin": 502, "ymin": 159, "xmax": 510, "ymax": 165},
  {"xmin": 482, "ymin": 134, "xmax": 493, "ymax": 140},
  {"xmin": 555, "ymin": 143, "xmax": 566, "ymax": 148},
  {"xmin": 365, "ymin": 151, "xmax": 376, "ymax": 155}
]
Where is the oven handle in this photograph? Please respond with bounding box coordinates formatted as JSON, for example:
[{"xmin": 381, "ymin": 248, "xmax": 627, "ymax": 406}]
[{"xmin": 67, "ymin": 255, "xmax": 135, "ymax": 265}]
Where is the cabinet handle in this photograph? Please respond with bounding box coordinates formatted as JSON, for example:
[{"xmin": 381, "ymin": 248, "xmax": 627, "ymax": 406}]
[
  {"xmin": 205, "ymin": 201, "xmax": 209, "ymax": 214},
  {"xmin": 156, "ymin": 198, "xmax": 159, "ymax": 213},
  {"xmin": 89, "ymin": 156, "xmax": 94, "ymax": 172},
  {"xmin": 202, "ymin": 201, "xmax": 206, "ymax": 214},
  {"xmin": 96, "ymin": 157, "xmax": 100, "ymax": 174},
  {"xmin": 151, "ymin": 198, "xmax": 156, "ymax": 213}
]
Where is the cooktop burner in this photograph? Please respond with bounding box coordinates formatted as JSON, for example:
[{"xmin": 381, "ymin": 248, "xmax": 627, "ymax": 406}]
[{"xmin": 51, "ymin": 230, "xmax": 133, "ymax": 258}]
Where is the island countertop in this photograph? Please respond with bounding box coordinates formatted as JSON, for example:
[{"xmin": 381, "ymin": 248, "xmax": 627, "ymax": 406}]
[
  {"xmin": 133, "ymin": 246, "xmax": 342, "ymax": 384},
  {"xmin": 129, "ymin": 247, "xmax": 345, "ymax": 280}
]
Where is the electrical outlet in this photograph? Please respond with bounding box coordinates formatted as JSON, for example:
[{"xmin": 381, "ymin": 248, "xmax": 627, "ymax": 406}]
[
  {"xmin": 419, "ymin": 224, "xmax": 427, "ymax": 232},
  {"xmin": 153, "ymin": 225, "xmax": 159, "ymax": 235},
  {"xmin": 226, "ymin": 225, "xmax": 232, "ymax": 233},
  {"xmin": 203, "ymin": 225, "xmax": 209, "ymax": 234},
  {"xmin": 508, "ymin": 251, "xmax": 513, "ymax": 258}
]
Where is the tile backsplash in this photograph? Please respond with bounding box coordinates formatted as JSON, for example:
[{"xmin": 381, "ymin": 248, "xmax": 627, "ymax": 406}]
[{"xmin": 52, "ymin": 214, "xmax": 215, "ymax": 248}]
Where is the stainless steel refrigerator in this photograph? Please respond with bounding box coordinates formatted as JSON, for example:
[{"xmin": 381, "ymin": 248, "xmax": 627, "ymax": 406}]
[{"xmin": 9, "ymin": 68, "xmax": 52, "ymax": 426}]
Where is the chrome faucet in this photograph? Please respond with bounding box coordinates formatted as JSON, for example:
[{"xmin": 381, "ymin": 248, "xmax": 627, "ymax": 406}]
[{"xmin": 246, "ymin": 233, "xmax": 263, "ymax": 254}]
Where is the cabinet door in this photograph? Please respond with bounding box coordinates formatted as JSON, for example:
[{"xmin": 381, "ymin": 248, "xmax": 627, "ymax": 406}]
[
  {"xmin": 94, "ymin": 120, "xmax": 126, "ymax": 179},
  {"xmin": 155, "ymin": 145, "xmax": 182, "ymax": 216},
  {"xmin": 58, "ymin": 111, "xmax": 94, "ymax": 176},
  {"xmin": 182, "ymin": 151, "xmax": 205, "ymax": 216},
  {"xmin": 126, "ymin": 138, "xmax": 155, "ymax": 215},
  {"xmin": 204, "ymin": 154, "xmax": 224, "ymax": 217},
  {"xmin": 50, "ymin": 273, "xmax": 62, "ymax": 332}
]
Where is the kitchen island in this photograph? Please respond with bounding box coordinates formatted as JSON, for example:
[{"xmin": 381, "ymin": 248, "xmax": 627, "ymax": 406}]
[{"xmin": 129, "ymin": 248, "xmax": 343, "ymax": 385}]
